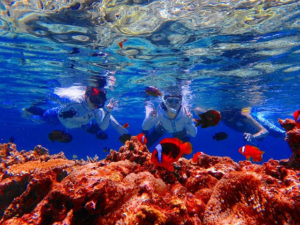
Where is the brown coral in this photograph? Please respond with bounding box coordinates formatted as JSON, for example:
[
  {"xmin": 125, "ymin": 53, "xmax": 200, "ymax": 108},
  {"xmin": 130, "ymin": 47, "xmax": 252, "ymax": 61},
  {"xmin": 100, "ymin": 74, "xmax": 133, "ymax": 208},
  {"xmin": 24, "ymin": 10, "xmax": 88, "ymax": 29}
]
[
  {"xmin": 278, "ymin": 118, "xmax": 300, "ymax": 168},
  {"xmin": 0, "ymin": 137, "xmax": 299, "ymax": 225}
]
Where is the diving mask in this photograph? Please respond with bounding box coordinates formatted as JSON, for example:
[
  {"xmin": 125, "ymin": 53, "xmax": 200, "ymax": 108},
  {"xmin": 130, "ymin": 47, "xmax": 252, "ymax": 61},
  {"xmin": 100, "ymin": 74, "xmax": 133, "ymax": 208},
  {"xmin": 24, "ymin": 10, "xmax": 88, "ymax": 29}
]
[{"xmin": 163, "ymin": 95, "xmax": 182, "ymax": 114}]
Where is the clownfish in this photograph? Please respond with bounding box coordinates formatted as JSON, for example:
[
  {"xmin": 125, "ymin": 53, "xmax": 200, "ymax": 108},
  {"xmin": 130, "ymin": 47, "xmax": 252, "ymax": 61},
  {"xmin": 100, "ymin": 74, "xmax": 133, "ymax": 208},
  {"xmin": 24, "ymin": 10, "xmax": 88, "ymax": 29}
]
[
  {"xmin": 122, "ymin": 122, "xmax": 129, "ymax": 128},
  {"xmin": 136, "ymin": 133, "xmax": 147, "ymax": 145},
  {"xmin": 145, "ymin": 86, "xmax": 162, "ymax": 97},
  {"xmin": 151, "ymin": 138, "xmax": 192, "ymax": 172},
  {"xmin": 118, "ymin": 39, "xmax": 127, "ymax": 48},
  {"xmin": 194, "ymin": 110, "xmax": 221, "ymax": 128},
  {"xmin": 238, "ymin": 145, "xmax": 264, "ymax": 162},
  {"xmin": 293, "ymin": 109, "xmax": 300, "ymax": 128}
]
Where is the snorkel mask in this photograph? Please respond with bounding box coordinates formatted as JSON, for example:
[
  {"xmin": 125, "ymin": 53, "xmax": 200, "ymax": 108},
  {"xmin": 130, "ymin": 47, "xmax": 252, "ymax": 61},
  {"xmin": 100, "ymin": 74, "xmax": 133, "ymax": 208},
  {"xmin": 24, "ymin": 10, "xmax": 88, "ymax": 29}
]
[{"xmin": 163, "ymin": 94, "xmax": 182, "ymax": 115}]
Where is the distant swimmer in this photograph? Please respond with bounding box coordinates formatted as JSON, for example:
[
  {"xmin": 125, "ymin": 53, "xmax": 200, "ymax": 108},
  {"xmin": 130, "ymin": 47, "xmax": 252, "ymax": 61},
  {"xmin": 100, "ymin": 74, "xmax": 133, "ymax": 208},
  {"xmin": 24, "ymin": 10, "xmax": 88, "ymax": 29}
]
[
  {"xmin": 194, "ymin": 107, "xmax": 269, "ymax": 143},
  {"xmin": 24, "ymin": 85, "xmax": 130, "ymax": 142}
]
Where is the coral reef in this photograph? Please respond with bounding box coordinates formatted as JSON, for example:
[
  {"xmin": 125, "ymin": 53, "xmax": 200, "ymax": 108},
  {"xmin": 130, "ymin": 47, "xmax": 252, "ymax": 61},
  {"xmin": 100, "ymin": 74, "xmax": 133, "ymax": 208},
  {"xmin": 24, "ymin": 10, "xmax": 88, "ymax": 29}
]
[
  {"xmin": 0, "ymin": 136, "xmax": 299, "ymax": 225},
  {"xmin": 278, "ymin": 118, "xmax": 300, "ymax": 168}
]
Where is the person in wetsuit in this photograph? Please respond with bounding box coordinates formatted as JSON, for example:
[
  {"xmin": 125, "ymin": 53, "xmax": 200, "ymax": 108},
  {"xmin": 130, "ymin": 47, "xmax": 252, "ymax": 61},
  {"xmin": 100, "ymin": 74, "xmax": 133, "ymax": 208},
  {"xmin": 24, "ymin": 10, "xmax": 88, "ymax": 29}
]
[
  {"xmin": 142, "ymin": 86, "xmax": 197, "ymax": 148},
  {"xmin": 194, "ymin": 107, "xmax": 269, "ymax": 142},
  {"xmin": 23, "ymin": 86, "xmax": 129, "ymax": 141}
]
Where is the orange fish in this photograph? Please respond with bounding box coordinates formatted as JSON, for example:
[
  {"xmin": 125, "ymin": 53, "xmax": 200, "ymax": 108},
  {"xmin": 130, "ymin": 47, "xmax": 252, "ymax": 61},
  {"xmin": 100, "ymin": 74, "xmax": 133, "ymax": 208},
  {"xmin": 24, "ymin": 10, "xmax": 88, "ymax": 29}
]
[
  {"xmin": 238, "ymin": 145, "xmax": 264, "ymax": 162},
  {"xmin": 194, "ymin": 110, "xmax": 221, "ymax": 128},
  {"xmin": 145, "ymin": 86, "xmax": 162, "ymax": 97},
  {"xmin": 136, "ymin": 133, "xmax": 147, "ymax": 145},
  {"xmin": 191, "ymin": 152, "xmax": 203, "ymax": 163},
  {"xmin": 151, "ymin": 138, "xmax": 192, "ymax": 172},
  {"xmin": 293, "ymin": 109, "xmax": 300, "ymax": 129},
  {"xmin": 122, "ymin": 122, "xmax": 129, "ymax": 128},
  {"xmin": 118, "ymin": 39, "xmax": 127, "ymax": 48}
]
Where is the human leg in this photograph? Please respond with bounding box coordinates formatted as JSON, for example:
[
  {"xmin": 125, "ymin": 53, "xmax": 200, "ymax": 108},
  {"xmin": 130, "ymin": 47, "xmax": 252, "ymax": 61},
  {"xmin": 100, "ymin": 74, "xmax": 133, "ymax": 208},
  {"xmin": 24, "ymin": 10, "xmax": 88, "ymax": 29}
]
[
  {"xmin": 145, "ymin": 123, "xmax": 166, "ymax": 148},
  {"xmin": 173, "ymin": 129, "xmax": 190, "ymax": 142}
]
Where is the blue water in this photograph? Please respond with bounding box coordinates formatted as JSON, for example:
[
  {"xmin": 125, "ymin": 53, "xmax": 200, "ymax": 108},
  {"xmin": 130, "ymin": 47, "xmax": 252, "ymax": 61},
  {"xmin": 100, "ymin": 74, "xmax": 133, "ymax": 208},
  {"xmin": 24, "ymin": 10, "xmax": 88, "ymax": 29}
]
[{"xmin": 0, "ymin": 1, "xmax": 300, "ymax": 163}]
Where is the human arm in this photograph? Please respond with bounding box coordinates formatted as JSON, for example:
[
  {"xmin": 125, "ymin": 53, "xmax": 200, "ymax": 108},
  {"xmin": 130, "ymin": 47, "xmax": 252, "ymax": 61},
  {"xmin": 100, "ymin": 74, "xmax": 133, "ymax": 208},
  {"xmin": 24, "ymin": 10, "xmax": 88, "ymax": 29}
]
[
  {"xmin": 98, "ymin": 98, "xmax": 118, "ymax": 130},
  {"xmin": 110, "ymin": 115, "xmax": 129, "ymax": 135},
  {"xmin": 242, "ymin": 109, "xmax": 269, "ymax": 142},
  {"xmin": 184, "ymin": 107, "xmax": 197, "ymax": 137},
  {"xmin": 142, "ymin": 101, "xmax": 158, "ymax": 130}
]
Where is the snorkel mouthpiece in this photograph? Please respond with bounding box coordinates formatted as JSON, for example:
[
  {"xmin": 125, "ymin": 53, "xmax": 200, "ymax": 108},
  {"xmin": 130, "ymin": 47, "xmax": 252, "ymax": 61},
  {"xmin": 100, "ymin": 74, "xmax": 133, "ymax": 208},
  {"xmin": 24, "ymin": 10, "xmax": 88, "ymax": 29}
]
[{"xmin": 168, "ymin": 107, "xmax": 177, "ymax": 115}]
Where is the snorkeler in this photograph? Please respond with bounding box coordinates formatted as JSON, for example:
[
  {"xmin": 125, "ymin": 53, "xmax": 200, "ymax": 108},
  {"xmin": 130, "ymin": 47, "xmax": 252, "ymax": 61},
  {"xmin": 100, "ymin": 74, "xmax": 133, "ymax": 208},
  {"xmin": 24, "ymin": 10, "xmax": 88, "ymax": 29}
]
[
  {"xmin": 142, "ymin": 86, "xmax": 197, "ymax": 148},
  {"xmin": 194, "ymin": 107, "xmax": 269, "ymax": 143},
  {"xmin": 23, "ymin": 86, "xmax": 129, "ymax": 141}
]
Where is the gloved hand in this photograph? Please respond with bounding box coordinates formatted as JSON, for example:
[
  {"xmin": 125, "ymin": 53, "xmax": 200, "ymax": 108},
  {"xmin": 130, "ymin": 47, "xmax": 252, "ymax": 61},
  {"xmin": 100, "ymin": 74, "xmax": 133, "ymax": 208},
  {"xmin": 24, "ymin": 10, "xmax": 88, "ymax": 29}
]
[
  {"xmin": 59, "ymin": 109, "xmax": 76, "ymax": 119},
  {"xmin": 119, "ymin": 134, "xmax": 131, "ymax": 144},
  {"xmin": 96, "ymin": 130, "xmax": 108, "ymax": 140}
]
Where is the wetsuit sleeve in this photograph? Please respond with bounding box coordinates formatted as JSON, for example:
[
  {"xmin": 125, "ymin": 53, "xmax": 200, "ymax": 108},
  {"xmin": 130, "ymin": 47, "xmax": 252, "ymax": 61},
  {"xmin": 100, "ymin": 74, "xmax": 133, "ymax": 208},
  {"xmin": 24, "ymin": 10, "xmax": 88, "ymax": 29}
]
[
  {"xmin": 184, "ymin": 117, "xmax": 197, "ymax": 137},
  {"xmin": 242, "ymin": 108, "xmax": 269, "ymax": 139},
  {"xmin": 98, "ymin": 108, "xmax": 110, "ymax": 131},
  {"xmin": 142, "ymin": 101, "xmax": 158, "ymax": 130},
  {"xmin": 110, "ymin": 115, "xmax": 129, "ymax": 135},
  {"xmin": 142, "ymin": 116, "xmax": 158, "ymax": 130}
]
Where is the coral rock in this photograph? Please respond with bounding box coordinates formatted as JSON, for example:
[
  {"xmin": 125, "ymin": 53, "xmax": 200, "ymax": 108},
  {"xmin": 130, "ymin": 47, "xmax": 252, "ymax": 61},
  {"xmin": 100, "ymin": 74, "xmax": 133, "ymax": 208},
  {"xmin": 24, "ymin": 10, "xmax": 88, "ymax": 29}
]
[
  {"xmin": 0, "ymin": 137, "xmax": 299, "ymax": 224},
  {"xmin": 278, "ymin": 118, "xmax": 300, "ymax": 168}
]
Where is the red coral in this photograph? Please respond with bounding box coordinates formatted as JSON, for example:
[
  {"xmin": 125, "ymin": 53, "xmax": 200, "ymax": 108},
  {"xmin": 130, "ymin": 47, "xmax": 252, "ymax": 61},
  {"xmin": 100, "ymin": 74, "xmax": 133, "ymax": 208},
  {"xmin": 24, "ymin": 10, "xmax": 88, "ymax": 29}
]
[{"xmin": 0, "ymin": 138, "xmax": 299, "ymax": 225}]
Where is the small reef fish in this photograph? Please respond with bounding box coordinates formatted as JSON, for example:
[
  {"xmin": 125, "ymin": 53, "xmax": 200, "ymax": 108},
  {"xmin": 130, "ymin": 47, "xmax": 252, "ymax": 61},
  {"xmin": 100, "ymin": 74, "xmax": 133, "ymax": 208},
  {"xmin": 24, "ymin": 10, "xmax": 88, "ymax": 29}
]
[
  {"xmin": 293, "ymin": 109, "xmax": 300, "ymax": 128},
  {"xmin": 213, "ymin": 132, "xmax": 228, "ymax": 141},
  {"xmin": 72, "ymin": 154, "xmax": 78, "ymax": 159},
  {"xmin": 151, "ymin": 138, "xmax": 192, "ymax": 172},
  {"xmin": 122, "ymin": 122, "xmax": 129, "ymax": 128},
  {"xmin": 238, "ymin": 145, "xmax": 264, "ymax": 162},
  {"xmin": 191, "ymin": 152, "xmax": 203, "ymax": 163},
  {"xmin": 136, "ymin": 133, "xmax": 147, "ymax": 145},
  {"xmin": 48, "ymin": 130, "xmax": 72, "ymax": 143},
  {"xmin": 145, "ymin": 86, "xmax": 162, "ymax": 97},
  {"xmin": 194, "ymin": 110, "xmax": 221, "ymax": 128},
  {"xmin": 118, "ymin": 39, "xmax": 127, "ymax": 48}
]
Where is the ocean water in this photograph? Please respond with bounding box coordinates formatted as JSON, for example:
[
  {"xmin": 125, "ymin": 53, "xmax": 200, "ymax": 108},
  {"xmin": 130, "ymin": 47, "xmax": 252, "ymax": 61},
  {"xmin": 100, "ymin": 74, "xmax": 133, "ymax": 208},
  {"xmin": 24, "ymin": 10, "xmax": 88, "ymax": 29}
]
[{"xmin": 0, "ymin": 0, "xmax": 299, "ymax": 163}]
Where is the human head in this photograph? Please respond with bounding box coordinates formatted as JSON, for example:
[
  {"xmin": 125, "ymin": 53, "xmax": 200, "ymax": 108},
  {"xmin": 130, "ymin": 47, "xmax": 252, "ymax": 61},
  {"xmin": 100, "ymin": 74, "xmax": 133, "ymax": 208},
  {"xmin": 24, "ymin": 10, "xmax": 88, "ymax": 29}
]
[
  {"xmin": 85, "ymin": 87, "xmax": 107, "ymax": 109},
  {"xmin": 162, "ymin": 86, "xmax": 182, "ymax": 115}
]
